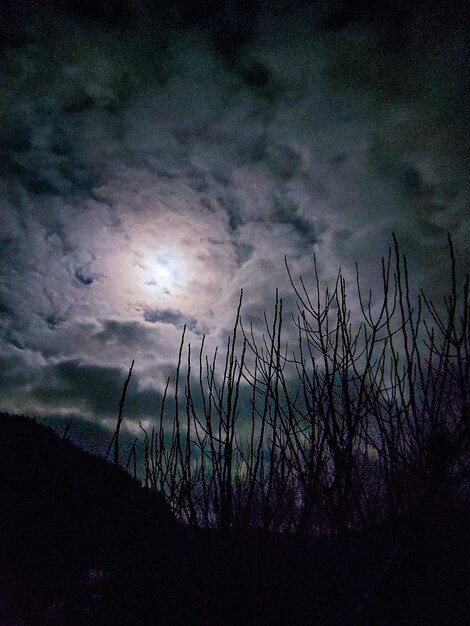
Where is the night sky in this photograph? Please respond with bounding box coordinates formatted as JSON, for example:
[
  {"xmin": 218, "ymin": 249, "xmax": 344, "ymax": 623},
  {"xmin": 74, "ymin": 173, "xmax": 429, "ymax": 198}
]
[{"xmin": 1, "ymin": 0, "xmax": 469, "ymax": 448}]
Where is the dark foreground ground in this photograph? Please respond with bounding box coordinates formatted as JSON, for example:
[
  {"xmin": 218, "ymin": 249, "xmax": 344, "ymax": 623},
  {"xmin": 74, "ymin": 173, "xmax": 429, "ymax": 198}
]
[{"xmin": 0, "ymin": 413, "xmax": 468, "ymax": 625}]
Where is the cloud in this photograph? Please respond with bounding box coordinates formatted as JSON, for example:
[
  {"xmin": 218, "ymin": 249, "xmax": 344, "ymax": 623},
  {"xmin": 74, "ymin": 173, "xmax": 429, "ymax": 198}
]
[
  {"xmin": 143, "ymin": 308, "xmax": 201, "ymax": 332},
  {"xmin": 0, "ymin": 2, "xmax": 468, "ymax": 426},
  {"xmin": 0, "ymin": 353, "xmax": 169, "ymax": 421}
]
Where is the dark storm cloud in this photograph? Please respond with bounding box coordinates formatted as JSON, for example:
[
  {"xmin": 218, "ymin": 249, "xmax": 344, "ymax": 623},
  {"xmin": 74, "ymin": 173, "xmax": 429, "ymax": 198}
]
[
  {"xmin": 48, "ymin": 359, "xmax": 163, "ymax": 419},
  {"xmin": 74, "ymin": 268, "xmax": 94, "ymax": 286},
  {"xmin": 96, "ymin": 320, "xmax": 155, "ymax": 348},
  {"xmin": 273, "ymin": 196, "xmax": 318, "ymax": 249},
  {"xmin": 143, "ymin": 308, "xmax": 201, "ymax": 335},
  {"xmin": 0, "ymin": 0, "xmax": 469, "ymax": 430},
  {"xmin": 4, "ymin": 356, "xmax": 166, "ymax": 420},
  {"xmin": 144, "ymin": 309, "xmax": 186, "ymax": 325}
]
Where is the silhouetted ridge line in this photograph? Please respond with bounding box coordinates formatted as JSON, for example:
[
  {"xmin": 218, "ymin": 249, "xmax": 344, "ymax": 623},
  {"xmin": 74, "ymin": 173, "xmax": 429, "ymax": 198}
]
[{"xmin": 0, "ymin": 412, "xmax": 175, "ymax": 581}]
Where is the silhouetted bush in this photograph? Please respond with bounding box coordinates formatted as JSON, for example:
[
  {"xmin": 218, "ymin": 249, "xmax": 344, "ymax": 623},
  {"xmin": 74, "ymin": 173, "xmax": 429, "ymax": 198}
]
[
  {"xmin": 1, "ymin": 237, "xmax": 468, "ymax": 624},
  {"xmin": 135, "ymin": 236, "xmax": 469, "ymax": 537}
]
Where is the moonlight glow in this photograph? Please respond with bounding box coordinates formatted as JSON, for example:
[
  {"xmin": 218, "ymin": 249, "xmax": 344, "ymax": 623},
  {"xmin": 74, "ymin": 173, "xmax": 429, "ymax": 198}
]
[
  {"xmin": 156, "ymin": 265, "xmax": 169, "ymax": 279},
  {"xmin": 140, "ymin": 254, "xmax": 186, "ymax": 293}
]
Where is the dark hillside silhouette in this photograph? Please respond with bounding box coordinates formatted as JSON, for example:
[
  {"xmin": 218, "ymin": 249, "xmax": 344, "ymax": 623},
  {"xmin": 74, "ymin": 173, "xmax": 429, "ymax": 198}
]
[
  {"xmin": 0, "ymin": 413, "xmax": 174, "ymax": 578},
  {"xmin": 0, "ymin": 412, "xmax": 468, "ymax": 625}
]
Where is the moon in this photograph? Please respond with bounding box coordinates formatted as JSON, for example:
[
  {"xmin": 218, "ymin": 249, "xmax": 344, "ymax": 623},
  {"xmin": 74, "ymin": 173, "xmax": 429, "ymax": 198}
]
[
  {"xmin": 143, "ymin": 255, "xmax": 176, "ymax": 288},
  {"xmin": 156, "ymin": 266, "xmax": 169, "ymax": 279}
]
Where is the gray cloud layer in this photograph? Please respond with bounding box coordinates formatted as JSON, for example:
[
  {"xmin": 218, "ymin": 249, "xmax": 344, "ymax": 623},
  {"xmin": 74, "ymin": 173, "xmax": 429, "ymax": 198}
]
[{"xmin": 1, "ymin": 2, "xmax": 469, "ymax": 432}]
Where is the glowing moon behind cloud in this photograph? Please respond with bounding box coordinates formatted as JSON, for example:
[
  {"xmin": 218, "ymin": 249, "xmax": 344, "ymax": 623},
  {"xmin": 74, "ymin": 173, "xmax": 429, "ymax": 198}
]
[
  {"xmin": 156, "ymin": 265, "xmax": 169, "ymax": 279},
  {"xmin": 139, "ymin": 253, "xmax": 187, "ymax": 294},
  {"xmin": 98, "ymin": 205, "xmax": 239, "ymax": 330}
]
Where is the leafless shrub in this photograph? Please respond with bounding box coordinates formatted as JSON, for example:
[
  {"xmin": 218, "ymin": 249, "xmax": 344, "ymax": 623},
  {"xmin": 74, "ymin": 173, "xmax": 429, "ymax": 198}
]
[{"xmin": 117, "ymin": 237, "xmax": 469, "ymax": 537}]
